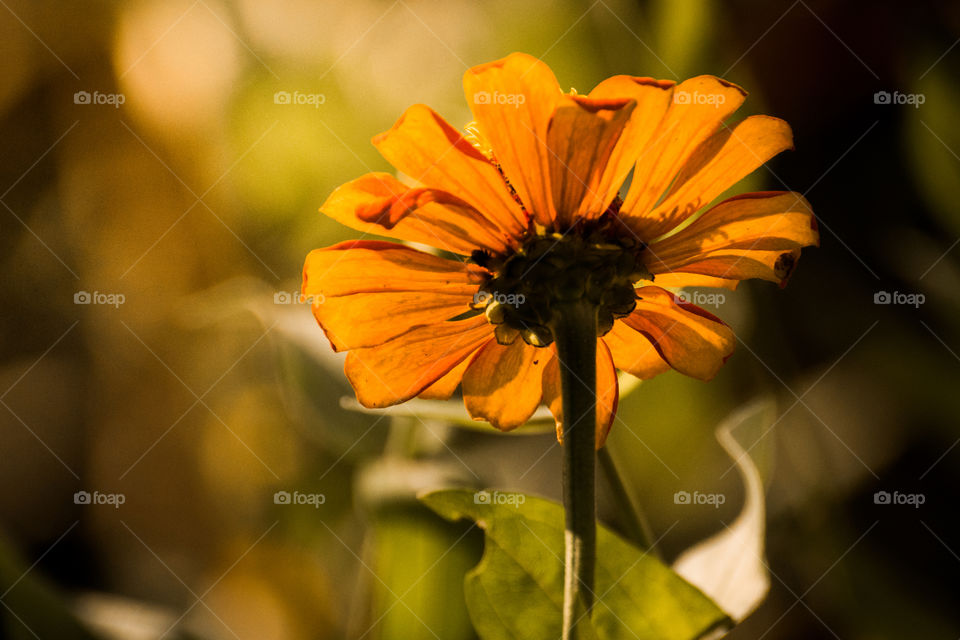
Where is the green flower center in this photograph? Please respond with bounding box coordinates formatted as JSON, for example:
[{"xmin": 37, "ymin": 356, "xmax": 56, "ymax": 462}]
[{"xmin": 471, "ymin": 224, "xmax": 649, "ymax": 348}]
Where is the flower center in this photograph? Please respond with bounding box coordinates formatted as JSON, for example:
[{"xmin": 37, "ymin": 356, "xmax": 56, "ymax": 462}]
[{"xmin": 471, "ymin": 222, "xmax": 649, "ymax": 347}]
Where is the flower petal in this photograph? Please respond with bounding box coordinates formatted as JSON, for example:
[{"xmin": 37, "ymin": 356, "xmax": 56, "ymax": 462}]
[
  {"xmin": 620, "ymin": 76, "xmax": 747, "ymax": 238},
  {"xmin": 594, "ymin": 340, "xmax": 619, "ymax": 447},
  {"xmin": 419, "ymin": 356, "xmax": 473, "ymax": 400},
  {"xmin": 303, "ymin": 240, "xmax": 483, "ymax": 296},
  {"xmin": 302, "ymin": 240, "xmax": 482, "ymax": 350},
  {"xmin": 656, "ymin": 249, "xmax": 805, "ymax": 288},
  {"xmin": 585, "ymin": 75, "xmax": 675, "ymax": 220},
  {"xmin": 463, "ymin": 52, "xmax": 561, "ymax": 226},
  {"xmin": 345, "ymin": 318, "xmax": 493, "ymax": 408},
  {"xmin": 651, "ymin": 272, "xmax": 739, "ymax": 290},
  {"xmin": 546, "ymin": 95, "xmax": 635, "ymax": 229},
  {"xmin": 373, "ymin": 104, "xmax": 527, "ymax": 240},
  {"xmin": 320, "ymin": 172, "xmax": 511, "ymax": 254},
  {"xmin": 646, "ymin": 191, "xmax": 818, "ymax": 286},
  {"xmin": 309, "ymin": 291, "xmax": 474, "ymax": 352},
  {"xmin": 641, "ymin": 116, "xmax": 795, "ymax": 239},
  {"xmin": 462, "ymin": 339, "xmax": 549, "ymax": 430},
  {"xmin": 541, "ymin": 340, "xmax": 619, "ymax": 448},
  {"xmin": 623, "ymin": 286, "xmax": 735, "ymax": 381},
  {"xmin": 602, "ymin": 321, "xmax": 671, "ymax": 380}
]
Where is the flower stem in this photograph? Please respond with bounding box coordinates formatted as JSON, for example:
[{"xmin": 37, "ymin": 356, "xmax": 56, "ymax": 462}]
[{"xmin": 551, "ymin": 299, "xmax": 597, "ymax": 639}]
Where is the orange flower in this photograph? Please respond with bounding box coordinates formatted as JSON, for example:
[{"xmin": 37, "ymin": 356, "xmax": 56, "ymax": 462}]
[{"xmin": 303, "ymin": 53, "xmax": 818, "ymax": 447}]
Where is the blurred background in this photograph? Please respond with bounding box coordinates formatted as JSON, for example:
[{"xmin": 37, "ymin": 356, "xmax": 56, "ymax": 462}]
[{"xmin": 2, "ymin": 0, "xmax": 959, "ymax": 638}]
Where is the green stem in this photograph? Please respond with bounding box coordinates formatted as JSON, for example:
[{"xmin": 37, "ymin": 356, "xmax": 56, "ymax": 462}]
[{"xmin": 551, "ymin": 299, "xmax": 598, "ymax": 639}]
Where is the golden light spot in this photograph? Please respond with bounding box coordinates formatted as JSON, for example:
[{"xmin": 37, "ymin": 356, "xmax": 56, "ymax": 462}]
[{"xmin": 114, "ymin": 0, "xmax": 241, "ymax": 134}]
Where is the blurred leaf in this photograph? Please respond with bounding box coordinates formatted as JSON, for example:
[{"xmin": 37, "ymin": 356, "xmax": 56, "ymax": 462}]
[
  {"xmin": 420, "ymin": 490, "xmax": 728, "ymax": 640},
  {"xmin": 673, "ymin": 398, "xmax": 777, "ymax": 624},
  {"xmin": 341, "ymin": 397, "xmax": 556, "ymax": 435},
  {"xmin": 0, "ymin": 531, "xmax": 101, "ymax": 640},
  {"xmin": 176, "ymin": 277, "xmax": 388, "ymax": 457},
  {"xmin": 365, "ymin": 509, "xmax": 482, "ymax": 640},
  {"xmin": 908, "ymin": 61, "xmax": 960, "ymax": 237},
  {"xmin": 651, "ymin": 0, "xmax": 715, "ymax": 78}
]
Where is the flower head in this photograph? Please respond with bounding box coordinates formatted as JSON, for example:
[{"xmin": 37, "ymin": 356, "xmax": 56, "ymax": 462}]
[{"xmin": 303, "ymin": 53, "xmax": 818, "ymax": 447}]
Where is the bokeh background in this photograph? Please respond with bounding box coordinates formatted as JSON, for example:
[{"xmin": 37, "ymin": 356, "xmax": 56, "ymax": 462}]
[{"xmin": 2, "ymin": 0, "xmax": 959, "ymax": 638}]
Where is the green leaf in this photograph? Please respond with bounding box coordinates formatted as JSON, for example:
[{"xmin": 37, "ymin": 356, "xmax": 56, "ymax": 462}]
[
  {"xmin": 365, "ymin": 507, "xmax": 482, "ymax": 640},
  {"xmin": 420, "ymin": 490, "xmax": 729, "ymax": 640}
]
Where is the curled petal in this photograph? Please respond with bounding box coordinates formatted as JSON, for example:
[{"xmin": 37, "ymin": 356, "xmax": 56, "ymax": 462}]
[
  {"xmin": 646, "ymin": 191, "xmax": 818, "ymax": 286},
  {"xmin": 321, "ymin": 172, "xmax": 511, "ymax": 255},
  {"xmin": 656, "ymin": 249, "xmax": 804, "ymax": 288},
  {"xmin": 355, "ymin": 184, "xmax": 472, "ymax": 229}
]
